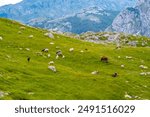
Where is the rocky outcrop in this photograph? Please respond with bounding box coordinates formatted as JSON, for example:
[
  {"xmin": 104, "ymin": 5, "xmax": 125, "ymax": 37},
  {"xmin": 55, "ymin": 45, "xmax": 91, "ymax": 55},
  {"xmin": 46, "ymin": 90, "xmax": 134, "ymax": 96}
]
[
  {"xmin": 0, "ymin": 0, "xmax": 135, "ymax": 23},
  {"xmin": 28, "ymin": 7, "xmax": 119, "ymax": 34},
  {"xmin": 107, "ymin": 0, "xmax": 150, "ymax": 37}
]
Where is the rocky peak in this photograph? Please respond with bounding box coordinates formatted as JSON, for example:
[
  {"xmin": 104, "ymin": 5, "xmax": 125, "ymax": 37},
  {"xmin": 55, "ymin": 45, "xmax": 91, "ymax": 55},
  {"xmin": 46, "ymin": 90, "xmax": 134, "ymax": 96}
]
[{"xmin": 107, "ymin": 0, "xmax": 150, "ymax": 37}]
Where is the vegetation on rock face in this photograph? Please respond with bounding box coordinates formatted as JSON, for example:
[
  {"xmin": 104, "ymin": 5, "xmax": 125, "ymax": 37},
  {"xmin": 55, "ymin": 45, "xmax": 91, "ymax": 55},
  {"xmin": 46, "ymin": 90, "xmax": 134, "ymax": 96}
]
[{"xmin": 0, "ymin": 18, "xmax": 150, "ymax": 100}]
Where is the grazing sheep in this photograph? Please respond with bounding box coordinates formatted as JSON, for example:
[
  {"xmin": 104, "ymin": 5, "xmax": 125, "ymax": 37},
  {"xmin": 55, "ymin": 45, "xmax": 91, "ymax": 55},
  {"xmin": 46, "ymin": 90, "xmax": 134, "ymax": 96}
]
[
  {"xmin": 36, "ymin": 52, "xmax": 43, "ymax": 56},
  {"xmin": 41, "ymin": 48, "xmax": 49, "ymax": 52},
  {"xmin": 140, "ymin": 72, "xmax": 150, "ymax": 76},
  {"xmin": 25, "ymin": 48, "xmax": 30, "ymax": 51},
  {"xmin": 140, "ymin": 72, "xmax": 147, "ymax": 76},
  {"xmin": 125, "ymin": 56, "xmax": 133, "ymax": 59},
  {"xmin": 101, "ymin": 56, "xmax": 108, "ymax": 63},
  {"xmin": 121, "ymin": 65, "xmax": 125, "ymax": 68},
  {"xmin": 20, "ymin": 26, "xmax": 25, "ymax": 30},
  {"xmin": 91, "ymin": 71, "xmax": 99, "ymax": 75},
  {"xmin": 139, "ymin": 65, "xmax": 148, "ymax": 69},
  {"xmin": 29, "ymin": 35, "xmax": 33, "ymax": 38},
  {"xmin": 69, "ymin": 48, "xmax": 74, "ymax": 52},
  {"xmin": 0, "ymin": 36, "xmax": 3, "ymax": 40},
  {"xmin": 48, "ymin": 66, "xmax": 56, "ymax": 72},
  {"xmin": 49, "ymin": 42, "xmax": 55, "ymax": 45},
  {"xmin": 48, "ymin": 61, "xmax": 54, "ymax": 65},
  {"xmin": 0, "ymin": 91, "xmax": 9, "ymax": 98},
  {"xmin": 124, "ymin": 92, "xmax": 132, "ymax": 99},
  {"xmin": 112, "ymin": 72, "xmax": 118, "ymax": 77},
  {"xmin": 56, "ymin": 50, "xmax": 65, "ymax": 59},
  {"xmin": 56, "ymin": 50, "xmax": 63, "ymax": 56}
]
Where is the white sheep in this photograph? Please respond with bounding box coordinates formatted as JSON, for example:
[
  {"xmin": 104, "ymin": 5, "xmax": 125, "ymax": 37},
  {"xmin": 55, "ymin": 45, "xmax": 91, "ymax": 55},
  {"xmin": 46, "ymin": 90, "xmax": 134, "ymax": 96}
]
[
  {"xmin": 20, "ymin": 26, "xmax": 25, "ymax": 30},
  {"xmin": 47, "ymin": 54, "xmax": 51, "ymax": 58},
  {"xmin": 42, "ymin": 48, "xmax": 49, "ymax": 52},
  {"xmin": 124, "ymin": 92, "xmax": 132, "ymax": 99},
  {"xmin": 139, "ymin": 65, "xmax": 148, "ymax": 69},
  {"xmin": 49, "ymin": 42, "xmax": 55, "ymax": 45},
  {"xmin": 125, "ymin": 56, "xmax": 133, "ymax": 59},
  {"xmin": 48, "ymin": 66, "xmax": 56, "ymax": 72},
  {"xmin": 0, "ymin": 36, "xmax": 3, "ymax": 40},
  {"xmin": 121, "ymin": 65, "xmax": 125, "ymax": 68},
  {"xmin": 91, "ymin": 71, "xmax": 99, "ymax": 75},
  {"xmin": 25, "ymin": 48, "xmax": 30, "ymax": 51},
  {"xmin": 140, "ymin": 72, "xmax": 147, "ymax": 76},
  {"xmin": 36, "ymin": 52, "xmax": 43, "ymax": 56},
  {"xmin": 48, "ymin": 61, "xmax": 54, "ymax": 65},
  {"xmin": 69, "ymin": 48, "xmax": 74, "ymax": 52},
  {"xmin": 56, "ymin": 55, "xmax": 59, "ymax": 59},
  {"xmin": 29, "ymin": 35, "xmax": 34, "ymax": 38}
]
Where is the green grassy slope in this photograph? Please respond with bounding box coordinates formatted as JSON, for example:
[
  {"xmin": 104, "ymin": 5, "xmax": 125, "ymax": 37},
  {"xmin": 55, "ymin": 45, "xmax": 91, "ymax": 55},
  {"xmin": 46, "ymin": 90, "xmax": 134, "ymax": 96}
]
[{"xmin": 0, "ymin": 18, "xmax": 150, "ymax": 100}]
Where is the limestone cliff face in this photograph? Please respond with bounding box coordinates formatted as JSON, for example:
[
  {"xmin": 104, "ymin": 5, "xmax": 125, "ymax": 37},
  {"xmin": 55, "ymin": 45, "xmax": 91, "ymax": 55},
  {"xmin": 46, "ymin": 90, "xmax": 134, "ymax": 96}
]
[
  {"xmin": 0, "ymin": 0, "xmax": 135, "ymax": 23},
  {"xmin": 107, "ymin": 0, "xmax": 150, "ymax": 37}
]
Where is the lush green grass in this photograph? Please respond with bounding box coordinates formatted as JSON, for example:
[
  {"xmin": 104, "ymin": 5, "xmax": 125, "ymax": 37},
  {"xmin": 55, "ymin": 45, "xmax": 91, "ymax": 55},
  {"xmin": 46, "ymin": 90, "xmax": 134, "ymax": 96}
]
[{"xmin": 0, "ymin": 18, "xmax": 150, "ymax": 100}]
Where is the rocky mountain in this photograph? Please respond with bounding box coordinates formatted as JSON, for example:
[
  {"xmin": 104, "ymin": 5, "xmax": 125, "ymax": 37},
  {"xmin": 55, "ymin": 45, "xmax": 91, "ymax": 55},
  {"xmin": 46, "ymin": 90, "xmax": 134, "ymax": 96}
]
[
  {"xmin": 0, "ymin": 0, "xmax": 136, "ymax": 22},
  {"xmin": 107, "ymin": 0, "xmax": 150, "ymax": 37},
  {"xmin": 27, "ymin": 7, "xmax": 119, "ymax": 34}
]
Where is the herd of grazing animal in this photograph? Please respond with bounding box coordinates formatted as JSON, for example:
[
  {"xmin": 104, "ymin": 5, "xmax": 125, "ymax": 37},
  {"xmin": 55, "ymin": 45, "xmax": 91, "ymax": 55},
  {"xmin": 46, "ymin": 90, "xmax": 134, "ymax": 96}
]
[{"xmin": 10, "ymin": 28, "xmax": 148, "ymax": 78}]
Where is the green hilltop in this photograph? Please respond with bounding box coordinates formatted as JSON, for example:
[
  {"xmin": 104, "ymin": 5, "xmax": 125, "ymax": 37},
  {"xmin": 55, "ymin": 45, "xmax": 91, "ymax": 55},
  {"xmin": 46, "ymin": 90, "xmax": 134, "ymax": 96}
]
[{"xmin": 0, "ymin": 18, "xmax": 150, "ymax": 100}]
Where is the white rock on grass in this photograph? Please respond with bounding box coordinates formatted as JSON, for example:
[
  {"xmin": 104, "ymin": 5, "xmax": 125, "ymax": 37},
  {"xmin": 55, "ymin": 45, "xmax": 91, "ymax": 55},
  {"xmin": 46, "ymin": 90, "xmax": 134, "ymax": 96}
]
[
  {"xmin": 18, "ymin": 31, "xmax": 22, "ymax": 34},
  {"xmin": 0, "ymin": 36, "xmax": 3, "ymax": 40},
  {"xmin": 19, "ymin": 48, "xmax": 23, "ymax": 50},
  {"xmin": 48, "ymin": 66, "xmax": 56, "ymax": 72},
  {"xmin": 80, "ymin": 50, "xmax": 84, "ymax": 53},
  {"xmin": 44, "ymin": 33, "xmax": 54, "ymax": 39}
]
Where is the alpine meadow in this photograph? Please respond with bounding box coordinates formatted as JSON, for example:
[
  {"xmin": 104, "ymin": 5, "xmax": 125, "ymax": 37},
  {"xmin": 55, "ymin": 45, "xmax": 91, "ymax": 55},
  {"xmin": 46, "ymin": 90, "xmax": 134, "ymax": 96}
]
[{"xmin": 0, "ymin": 18, "xmax": 150, "ymax": 100}]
